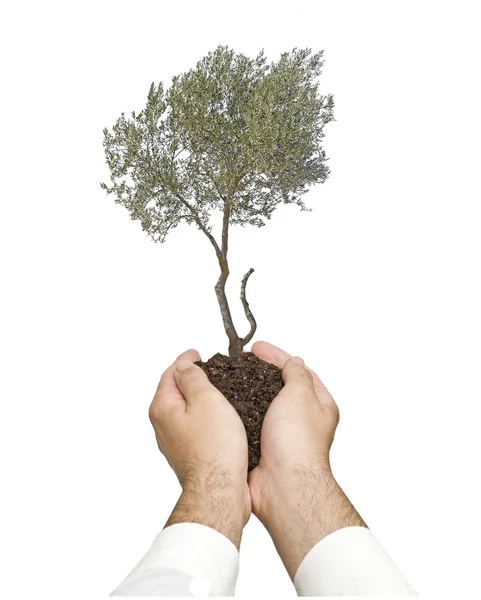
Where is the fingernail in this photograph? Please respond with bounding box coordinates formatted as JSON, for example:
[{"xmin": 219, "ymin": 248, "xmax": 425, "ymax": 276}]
[
  {"xmin": 291, "ymin": 356, "xmax": 305, "ymax": 366},
  {"xmin": 176, "ymin": 358, "xmax": 194, "ymax": 372}
]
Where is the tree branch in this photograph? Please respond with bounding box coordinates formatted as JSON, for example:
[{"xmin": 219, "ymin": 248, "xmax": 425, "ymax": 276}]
[
  {"xmin": 173, "ymin": 192, "xmax": 223, "ymax": 261},
  {"xmin": 221, "ymin": 199, "xmax": 230, "ymax": 257},
  {"xmin": 240, "ymin": 268, "xmax": 257, "ymax": 346},
  {"xmin": 221, "ymin": 170, "xmax": 248, "ymax": 258},
  {"xmin": 169, "ymin": 145, "xmax": 225, "ymax": 260},
  {"xmin": 158, "ymin": 213, "xmax": 188, "ymax": 240}
]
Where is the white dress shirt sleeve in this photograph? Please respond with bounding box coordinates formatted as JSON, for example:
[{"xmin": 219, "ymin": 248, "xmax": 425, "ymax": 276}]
[
  {"xmin": 294, "ymin": 525, "xmax": 418, "ymax": 596},
  {"xmin": 109, "ymin": 523, "xmax": 239, "ymax": 597}
]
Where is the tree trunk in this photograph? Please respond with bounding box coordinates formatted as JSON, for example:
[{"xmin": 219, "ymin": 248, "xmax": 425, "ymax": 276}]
[
  {"xmin": 215, "ymin": 184, "xmax": 256, "ymax": 360},
  {"xmin": 228, "ymin": 336, "xmax": 243, "ymax": 360},
  {"xmin": 214, "ymin": 255, "xmax": 243, "ymax": 360},
  {"xmin": 172, "ymin": 187, "xmax": 253, "ymax": 360}
]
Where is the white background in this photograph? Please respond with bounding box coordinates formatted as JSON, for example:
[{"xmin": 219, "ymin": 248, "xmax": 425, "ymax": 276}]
[{"xmin": 1, "ymin": 1, "xmax": 480, "ymax": 598}]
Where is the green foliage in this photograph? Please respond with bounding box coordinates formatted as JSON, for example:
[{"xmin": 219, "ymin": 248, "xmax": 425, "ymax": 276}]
[{"xmin": 100, "ymin": 45, "xmax": 335, "ymax": 243}]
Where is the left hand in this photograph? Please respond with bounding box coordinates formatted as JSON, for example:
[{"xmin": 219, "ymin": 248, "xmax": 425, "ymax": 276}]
[{"xmin": 149, "ymin": 348, "xmax": 251, "ymax": 540}]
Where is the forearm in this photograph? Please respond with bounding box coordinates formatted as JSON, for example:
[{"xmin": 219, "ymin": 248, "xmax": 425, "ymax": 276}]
[
  {"xmin": 164, "ymin": 468, "xmax": 248, "ymax": 550},
  {"xmin": 264, "ymin": 466, "xmax": 367, "ymax": 579}
]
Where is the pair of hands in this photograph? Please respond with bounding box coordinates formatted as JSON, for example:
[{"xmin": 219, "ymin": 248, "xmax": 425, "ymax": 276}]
[{"xmin": 149, "ymin": 340, "xmax": 364, "ymax": 579}]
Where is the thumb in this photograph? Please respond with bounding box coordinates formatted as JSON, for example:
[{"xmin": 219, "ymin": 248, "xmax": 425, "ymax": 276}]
[
  {"xmin": 174, "ymin": 358, "xmax": 214, "ymax": 402},
  {"xmin": 282, "ymin": 356, "xmax": 314, "ymax": 390}
]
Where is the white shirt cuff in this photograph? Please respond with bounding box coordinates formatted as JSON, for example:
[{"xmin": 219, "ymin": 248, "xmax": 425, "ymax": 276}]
[
  {"xmin": 110, "ymin": 523, "xmax": 239, "ymax": 596},
  {"xmin": 294, "ymin": 526, "xmax": 417, "ymax": 596}
]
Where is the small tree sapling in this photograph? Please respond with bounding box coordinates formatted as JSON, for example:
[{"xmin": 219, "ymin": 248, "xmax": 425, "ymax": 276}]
[{"xmin": 100, "ymin": 45, "xmax": 335, "ymax": 469}]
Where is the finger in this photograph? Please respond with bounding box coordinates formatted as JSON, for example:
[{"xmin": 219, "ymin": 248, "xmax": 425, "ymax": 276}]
[
  {"xmin": 250, "ymin": 340, "xmax": 292, "ymax": 369},
  {"xmin": 282, "ymin": 356, "xmax": 316, "ymax": 393},
  {"xmin": 174, "ymin": 356, "xmax": 218, "ymax": 406},
  {"xmin": 251, "ymin": 341, "xmax": 333, "ymax": 407},
  {"xmin": 154, "ymin": 349, "xmax": 201, "ymax": 408}
]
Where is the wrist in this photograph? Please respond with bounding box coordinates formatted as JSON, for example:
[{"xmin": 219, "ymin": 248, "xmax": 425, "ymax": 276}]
[
  {"xmin": 259, "ymin": 465, "xmax": 367, "ymax": 579},
  {"xmin": 165, "ymin": 468, "xmax": 250, "ymax": 549}
]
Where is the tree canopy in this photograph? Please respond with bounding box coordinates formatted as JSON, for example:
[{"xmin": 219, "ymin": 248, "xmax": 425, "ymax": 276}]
[{"xmin": 100, "ymin": 45, "xmax": 335, "ymax": 244}]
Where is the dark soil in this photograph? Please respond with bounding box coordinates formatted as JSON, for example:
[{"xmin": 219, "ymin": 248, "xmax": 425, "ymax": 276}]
[{"xmin": 194, "ymin": 351, "xmax": 284, "ymax": 471}]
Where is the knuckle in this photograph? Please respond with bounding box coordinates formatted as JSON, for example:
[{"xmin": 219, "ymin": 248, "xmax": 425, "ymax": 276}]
[
  {"xmin": 179, "ymin": 367, "xmax": 200, "ymax": 385},
  {"xmin": 148, "ymin": 407, "xmax": 158, "ymax": 425},
  {"xmin": 148, "ymin": 401, "xmax": 164, "ymax": 424},
  {"xmin": 179, "ymin": 365, "xmax": 195, "ymax": 377},
  {"xmin": 324, "ymin": 402, "xmax": 340, "ymax": 425},
  {"xmin": 294, "ymin": 365, "xmax": 314, "ymax": 385}
]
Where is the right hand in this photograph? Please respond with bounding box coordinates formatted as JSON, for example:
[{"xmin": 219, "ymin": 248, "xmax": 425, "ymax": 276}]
[{"xmin": 248, "ymin": 341, "xmax": 364, "ymax": 578}]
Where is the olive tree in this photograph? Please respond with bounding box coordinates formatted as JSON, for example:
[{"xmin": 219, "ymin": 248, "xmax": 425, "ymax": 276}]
[{"xmin": 100, "ymin": 45, "xmax": 334, "ymax": 359}]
